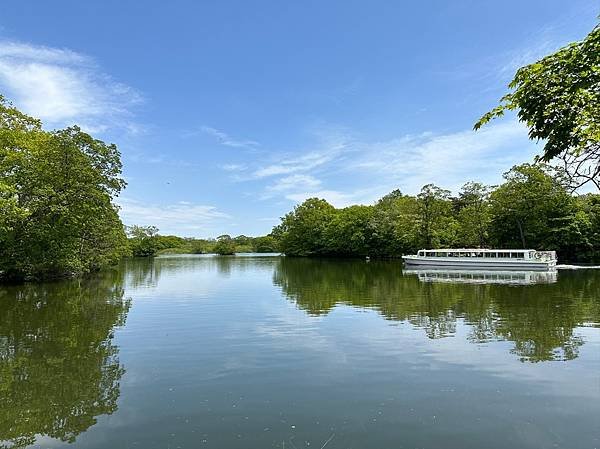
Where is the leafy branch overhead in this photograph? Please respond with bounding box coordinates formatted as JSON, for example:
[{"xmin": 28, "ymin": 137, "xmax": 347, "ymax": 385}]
[{"xmin": 475, "ymin": 23, "xmax": 600, "ymax": 190}]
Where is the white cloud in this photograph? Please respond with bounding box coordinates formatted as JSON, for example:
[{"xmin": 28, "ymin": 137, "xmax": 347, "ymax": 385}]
[
  {"xmin": 285, "ymin": 190, "xmax": 358, "ymax": 208},
  {"xmin": 253, "ymin": 146, "xmax": 345, "ymax": 178},
  {"xmin": 220, "ymin": 163, "xmax": 247, "ymax": 171},
  {"xmin": 267, "ymin": 174, "xmax": 322, "ymax": 192},
  {"xmin": 348, "ymin": 120, "xmax": 536, "ymax": 194},
  {"xmin": 117, "ymin": 198, "xmax": 230, "ymax": 237},
  {"xmin": 260, "ymin": 174, "xmax": 324, "ymax": 201},
  {"xmin": 0, "ymin": 41, "xmax": 91, "ymax": 65},
  {"xmin": 200, "ymin": 126, "xmax": 259, "ymax": 148},
  {"xmin": 0, "ymin": 40, "xmax": 141, "ymax": 132},
  {"xmin": 234, "ymin": 119, "xmax": 538, "ymax": 207}
]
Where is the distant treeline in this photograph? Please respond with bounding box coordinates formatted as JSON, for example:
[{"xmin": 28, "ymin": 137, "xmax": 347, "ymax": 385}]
[
  {"xmin": 272, "ymin": 164, "xmax": 600, "ymax": 262},
  {"xmin": 126, "ymin": 226, "xmax": 278, "ymax": 257}
]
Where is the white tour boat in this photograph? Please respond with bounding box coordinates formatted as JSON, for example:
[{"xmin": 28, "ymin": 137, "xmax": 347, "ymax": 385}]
[{"xmin": 402, "ymin": 249, "xmax": 557, "ymax": 271}]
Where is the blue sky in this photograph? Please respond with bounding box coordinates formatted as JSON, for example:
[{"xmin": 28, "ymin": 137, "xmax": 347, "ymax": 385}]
[{"xmin": 0, "ymin": 1, "xmax": 598, "ymax": 236}]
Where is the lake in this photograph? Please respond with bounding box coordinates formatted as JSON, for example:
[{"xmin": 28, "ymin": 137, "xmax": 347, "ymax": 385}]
[{"xmin": 1, "ymin": 255, "xmax": 599, "ymax": 449}]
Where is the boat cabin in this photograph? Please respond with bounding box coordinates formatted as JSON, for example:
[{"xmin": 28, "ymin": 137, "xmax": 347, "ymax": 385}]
[{"xmin": 416, "ymin": 249, "xmax": 537, "ymax": 259}]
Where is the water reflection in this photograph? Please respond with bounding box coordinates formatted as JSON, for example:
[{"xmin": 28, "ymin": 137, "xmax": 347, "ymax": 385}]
[
  {"xmin": 273, "ymin": 257, "xmax": 600, "ymax": 362},
  {"xmin": 0, "ymin": 271, "xmax": 130, "ymax": 448},
  {"xmin": 1, "ymin": 256, "xmax": 597, "ymax": 449},
  {"xmin": 122, "ymin": 254, "xmax": 278, "ymax": 289},
  {"xmin": 403, "ymin": 267, "xmax": 558, "ymax": 285}
]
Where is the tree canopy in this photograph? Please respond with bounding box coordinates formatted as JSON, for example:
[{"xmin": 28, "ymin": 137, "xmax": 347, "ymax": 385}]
[
  {"xmin": 475, "ymin": 22, "xmax": 600, "ymax": 190},
  {"xmin": 0, "ymin": 96, "xmax": 128, "ymax": 281}
]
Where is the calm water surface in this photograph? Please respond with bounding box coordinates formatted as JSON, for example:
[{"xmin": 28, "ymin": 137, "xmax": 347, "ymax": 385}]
[{"xmin": 1, "ymin": 255, "xmax": 599, "ymax": 449}]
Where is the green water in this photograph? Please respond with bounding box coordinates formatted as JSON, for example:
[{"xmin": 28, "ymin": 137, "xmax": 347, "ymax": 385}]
[{"xmin": 1, "ymin": 255, "xmax": 599, "ymax": 449}]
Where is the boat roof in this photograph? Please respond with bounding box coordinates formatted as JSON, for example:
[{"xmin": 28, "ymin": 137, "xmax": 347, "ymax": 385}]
[{"xmin": 420, "ymin": 248, "xmax": 537, "ymax": 252}]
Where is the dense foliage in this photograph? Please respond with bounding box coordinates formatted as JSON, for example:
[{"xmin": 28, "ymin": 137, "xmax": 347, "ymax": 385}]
[
  {"xmin": 475, "ymin": 22, "xmax": 600, "ymax": 190},
  {"xmin": 0, "ymin": 97, "xmax": 128, "ymax": 281},
  {"xmin": 273, "ymin": 164, "xmax": 600, "ymax": 262}
]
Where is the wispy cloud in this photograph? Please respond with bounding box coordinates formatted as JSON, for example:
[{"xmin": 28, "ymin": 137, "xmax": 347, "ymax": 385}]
[
  {"xmin": 220, "ymin": 163, "xmax": 247, "ymax": 172},
  {"xmin": 284, "ymin": 189, "xmax": 361, "ymax": 208},
  {"xmin": 118, "ymin": 197, "xmax": 230, "ymax": 237},
  {"xmin": 498, "ymin": 4, "xmax": 599, "ymax": 78},
  {"xmin": 266, "ymin": 174, "xmax": 322, "ymax": 192},
  {"xmin": 229, "ymin": 119, "xmax": 537, "ymax": 208},
  {"xmin": 253, "ymin": 151, "xmax": 336, "ymax": 178},
  {"xmin": 0, "ymin": 40, "xmax": 142, "ymax": 132},
  {"xmin": 348, "ymin": 119, "xmax": 536, "ymax": 194},
  {"xmin": 199, "ymin": 126, "xmax": 259, "ymax": 149},
  {"xmin": 253, "ymin": 137, "xmax": 349, "ymax": 179},
  {"xmin": 260, "ymin": 174, "xmax": 324, "ymax": 201}
]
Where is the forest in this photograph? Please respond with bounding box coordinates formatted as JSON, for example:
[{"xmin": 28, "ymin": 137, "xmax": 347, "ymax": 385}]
[{"xmin": 272, "ymin": 165, "xmax": 600, "ymax": 261}]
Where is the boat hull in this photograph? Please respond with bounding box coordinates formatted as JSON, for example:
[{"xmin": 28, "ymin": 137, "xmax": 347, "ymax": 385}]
[{"xmin": 402, "ymin": 256, "xmax": 555, "ymax": 271}]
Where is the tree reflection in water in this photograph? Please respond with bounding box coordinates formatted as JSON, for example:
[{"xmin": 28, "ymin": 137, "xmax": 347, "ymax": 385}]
[
  {"xmin": 273, "ymin": 257, "xmax": 600, "ymax": 362},
  {"xmin": 0, "ymin": 270, "xmax": 130, "ymax": 448}
]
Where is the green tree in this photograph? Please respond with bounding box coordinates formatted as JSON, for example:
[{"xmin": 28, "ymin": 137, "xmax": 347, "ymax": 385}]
[
  {"xmin": 475, "ymin": 23, "xmax": 600, "ymax": 190},
  {"xmin": 252, "ymin": 235, "xmax": 278, "ymax": 253},
  {"xmin": 559, "ymin": 193, "xmax": 600, "ymax": 261},
  {"xmin": 324, "ymin": 205, "xmax": 374, "ymax": 256},
  {"xmin": 214, "ymin": 234, "xmax": 236, "ymax": 255},
  {"xmin": 417, "ymin": 184, "xmax": 457, "ymax": 248},
  {"xmin": 369, "ymin": 190, "xmax": 419, "ymax": 256},
  {"xmin": 456, "ymin": 182, "xmax": 492, "ymax": 247},
  {"xmin": 488, "ymin": 164, "xmax": 577, "ymax": 252},
  {"xmin": 0, "ymin": 97, "xmax": 128, "ymax": 281},
  {"xmin": 126, "ymin": 225, "xmax": 161, "ymax": 257},
  {"xmin": 272, "ymin": 198, "xmax": 336, "ymax": 256}
]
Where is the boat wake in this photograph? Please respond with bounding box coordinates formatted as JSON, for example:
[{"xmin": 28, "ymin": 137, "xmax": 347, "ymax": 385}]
[{"xmin": 557, "ymin": 264, "xmax": 600, "ymax": 270}]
